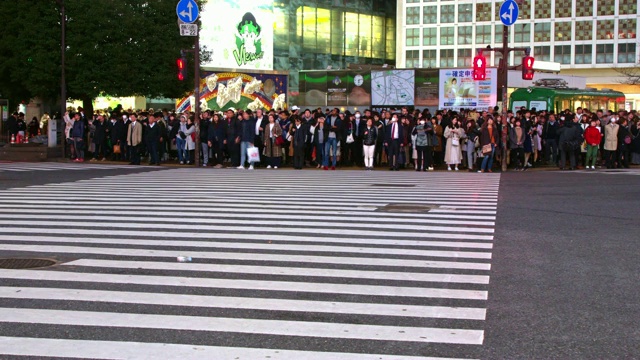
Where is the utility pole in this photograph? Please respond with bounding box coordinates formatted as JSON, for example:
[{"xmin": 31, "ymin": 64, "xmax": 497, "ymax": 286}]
[
  {"xmin": 56, "ymin": 0, "xmax": 66, "ymax": 157},
  {"xmin": 194, "ymin": 33, "xmax": 201, "ymax": 166}
]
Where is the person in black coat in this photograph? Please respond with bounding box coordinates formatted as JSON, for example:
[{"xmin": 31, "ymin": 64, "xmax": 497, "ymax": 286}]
[
  {"xmin": 145, "ymin": 113, "xmax": 162, "ymax": 165},
  {"xmin": 5, "ymin": 112, "xmax": 18, "ymax": 138},
  {"xmin": 289, "ymin": 116, "xmax": 308, "ymax": 169},
  {"xmin": 557, "ymin": 116, "xmax": 582, "ymax": 170},
  {"xmin": 617, "ymin": 118, "xmax": 632, "ymax": 168},
  {"xmin": 384, "ymin": 115, "xmax": 404, "ymax": 171},
  {"xmin": 313, "ymin": 115, "xmax": 330, "ymax": 169},
  {"xmin": 207, "ymin": 113, "xmax": 228, "ymax": 168},
  {"xmin": 92, "ymin": 115, "xmax": 108, "ymax": 160},
  {"xmin": 225, "ymin": 109, "xmax": 241, "ymax": 167}
]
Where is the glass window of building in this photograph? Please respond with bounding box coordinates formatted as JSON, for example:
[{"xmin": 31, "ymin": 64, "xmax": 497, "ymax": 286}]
[
  {"xmin": 440, "ymin": 27, "xmax": 454, "ymax": 45},
  {"xmin": 406, "ymin": 6, "xmax": 420, "ymax": 25},
  {"xmin": 358, "ymin": 14, "xmax": 373, "ymax": 58},
  {"xmin": 535, "ymin": 0, "xmax": 552, "ymax": 19},
  {"xmin": 494, "ymin": 24, "xmax": 505, "ymax": 43},
  {"xmin": 555, "ymin": 0, "xmax": 572, "ymax": 18},
  {"xmin": 519, "ymin": 2, "xmax": 532, "ymax": 20},
  {"xmin": 372, "ymin": 15, "xmax": 385, "ymax": 59},
  {"xmin": 458, "ymin": 4, "xmax": 472, "ymax": 22},
  {"xmin": 457, "ymin": 48, "xmax": 472, "ymax": 67},
  {"xmin": 514, "ymin": 23, "xmax": 531, "ymax": 42},
  {"xmin": 423, "ymin": 50, "xmax": 437, "ymax": 68},
  {"xmin": 440, "ymin": 49, "xmax": 454, "ymax": 67},
  {"xmin": 596, "ymin": 19, "xmax": 615, "ymax": 40},
  {"xmin": 619, "ymin": 0, "xmax": 638, "ymax": 14},
  {"xmin": 406, "ymin": 50, "xmax": 420, "ymax": 67},
  {"xmin": 618, "ymin": 43, "xmax": 637, "ymax": 63},
  {"xmin": 575, "ymin": 44, "xmax": 593, "ymax": 64},
  {"xmin": 344, "ymin": 12, "xmax": 358, "ymax": 56},
  {"xmin": 423, "ymin": 27, "xmax": 437, "ymax": 46},
  {"xmin": 576, "ymin": 0, "xmax": 594, "ymax": 17},
  {"xmin": 534, "ymin": 23, "xmax": 551, "ymax": 41},
  {"xmin": 458, "ymin": 26, "xmax": 472, "ymax": 45},
  {"xmin": 406, "ymin": 28, "xmax": 420, "ymax": 46},
  {"xmin": 619, "ymin": 19, "xmax": 637, "ymax": 39},
  {"xmin": 575, "ymin": 21, "xmax": 593, "ymax": 41},
  {"xmin": 440, "ymin": 5, "xmax": 455, "ymax": 23},
  {"xmin": 596, "ymin": 44, "xmax": 614, "ymax": 63},
  {"xmin": 423, "ymin": 6, "xmax": 437, "ymax": 24},
  {"xmin": 555, "ymin": 22, "xmax": 572, "ymax": 41},
  {"xmin": 406, "ymin": 0, "xmax": 419, "ymax": 2},
  {"xmin": 386, "ymin": 18, "xmax": 396, "ymax": 60},
  {"xmin": 476, "ymin": 3, "xmax": 492, "ymax": 22},
  {"xmin": 597, "ymin": 0, "xmax": 615, "ymax": 16},
  {"xmin": 554, "ymin": 45, "xmax": 571, "ymax": 64},
  {"xmin": 534, "ymin": 46, "xmax": 551, "ymax": 61},
  {"xmin": 476, "ymin": 25, "xmax": 492, "ymax": 45}
]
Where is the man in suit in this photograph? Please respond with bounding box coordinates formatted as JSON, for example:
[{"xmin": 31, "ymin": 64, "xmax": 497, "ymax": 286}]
[
  {"xmin": 207, "ymin": 113, "xmax": 228, "ymax": 168},
  {"xmin": 127, "ymin": 113, "xmax": 143, "ymax": 165},
  {"xmin": 225, "ymin": 109, "xmax": 240, "ymax": 167},
  {"xmin": 254, "ymin": 109, "xmax": 268, "ymax": 167},
  {"xmin": 324, "ymin": 108, "xmax": 341, "ymax": 170},
  {"xmin": 145, "ymin": 113, "xmax": 162, "ymax": 165},
  {"xmin": 384, "ymin": 114, "xmax": 403, "ymax": 171}
]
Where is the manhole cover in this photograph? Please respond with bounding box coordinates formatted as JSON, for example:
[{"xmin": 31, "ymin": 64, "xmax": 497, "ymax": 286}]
[
  {"xmin": 376, "ymin": 203, "xmax": 439, "ymax": 213},
  {"xmin": 370, "ymin": 184, "xmax": 416, "ymax": 188},
  {"xmin": 0, "ymin": 258, "xmax": 57, "ymax": 269}
]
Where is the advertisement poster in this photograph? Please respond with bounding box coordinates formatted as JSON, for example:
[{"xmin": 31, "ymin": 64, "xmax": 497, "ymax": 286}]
[
  {"xmin": 200, "ymin": 0, "xmax": 274, "ymax": 70},
  {"xmin": 300, "ymin": 72, "xmax": 328, "ymax": 107},
  {"xmin": 347, "ymin": 71, "xmax": 371, "ymax": 107},
  {"xmin": 414, "ymin": 69, "xmax": 439, "ymax": 107},
  {"xmin": 176, "ymin": 70, "xmax": 288, "ymax": 112},
  {"xmin": 371, "ymin": 70, "xmax": 415, "ymax": 106},
  {"xmin": 327, "ymin": 71, "xmax": 348, "ymax": 106},
  {"xmin": 439, "ymin": 68, "xmax": 498, "ymax": 110}
]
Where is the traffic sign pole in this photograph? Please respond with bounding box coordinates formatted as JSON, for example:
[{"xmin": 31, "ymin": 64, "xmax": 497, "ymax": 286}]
[{"xmin": 194, "ymin": 30, "xmax": 201, "ymax": 167}]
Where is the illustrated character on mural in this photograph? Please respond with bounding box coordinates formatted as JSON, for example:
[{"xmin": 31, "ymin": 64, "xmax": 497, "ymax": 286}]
[{"xmin": 234, "ymin": 12, "xmax": 265, "ymax": 66}]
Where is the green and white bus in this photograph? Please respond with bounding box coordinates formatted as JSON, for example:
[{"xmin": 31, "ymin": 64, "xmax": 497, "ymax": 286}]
[{"xmin": 510, "ymin": 87, "xmax": 626, "ymax": 113}]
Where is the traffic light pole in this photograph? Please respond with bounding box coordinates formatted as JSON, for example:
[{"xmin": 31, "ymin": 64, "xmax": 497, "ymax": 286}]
[{"xmin": 194, "ymin": 32, "xmax": 201, "ymax": 167}]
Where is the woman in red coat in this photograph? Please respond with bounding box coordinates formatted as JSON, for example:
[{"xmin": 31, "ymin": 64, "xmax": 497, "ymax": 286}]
[{"xmin": 584, "ymin": 119, "xmax": 601, "ymax": 170}]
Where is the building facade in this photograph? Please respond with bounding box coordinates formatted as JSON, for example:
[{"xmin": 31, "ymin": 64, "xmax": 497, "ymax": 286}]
[
  {"xmin": 397, "ymin": 0, "xmax": 640, "ymax": 109},
  {"xmin": 201, "ymin": 0, "xmax": 397, "ymax": 105}
]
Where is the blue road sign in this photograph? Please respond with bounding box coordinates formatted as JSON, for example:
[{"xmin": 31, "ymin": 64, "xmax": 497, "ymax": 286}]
[
  {"xmin": 500, "ymin": 0, "xmax": 519, "ymax": 26},
  {"xmin": 176, "ymin": 0, "xmax": 199, "ymax": 24}
]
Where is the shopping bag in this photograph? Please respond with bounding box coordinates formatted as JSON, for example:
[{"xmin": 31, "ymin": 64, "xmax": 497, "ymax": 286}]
[
  {"xmin": 247, "ymin": 146, "xmax": 260, "ymax": 163},
  {"xmin": 113, "ymin": 144, "xmax": 121, "ymax": 154}
]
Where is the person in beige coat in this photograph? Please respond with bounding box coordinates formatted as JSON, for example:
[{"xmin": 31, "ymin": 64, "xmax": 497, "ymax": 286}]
[
  {"xmin": 444, "ymin": 117, "xmax": 467, "ymax": 171},
  {"xmin": 263, "ymin": 114, "xmax": 283, "ymax": 169},
  {"xmin": 603, "ymin": 117, "xmax": 619, "ymax": 169},
  {"xmin": 127, "ymin": 114, "xmax": 143, "ymax": 165}
]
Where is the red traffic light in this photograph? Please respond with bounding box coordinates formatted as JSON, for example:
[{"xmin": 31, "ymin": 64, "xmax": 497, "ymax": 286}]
[
  {"xmin": 472, "ymin": 55, "xmax": 487, "ymax": 81},
  {"xmin": 522, "ymin": 56, "xmax": 535, "ymax": 80},
  {"xmin": 177, "ymin": 58, "xmax": 186, "ymax": 81}
]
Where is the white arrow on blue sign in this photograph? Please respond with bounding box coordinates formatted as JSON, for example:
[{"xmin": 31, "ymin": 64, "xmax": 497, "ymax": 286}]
[
  {"xmin": 500, "ymin": 0, "xmax": 519, "ymax": 26},
  {"xmin": 176, "ymin": 0, "xmax": 199, "ymax": 24}
]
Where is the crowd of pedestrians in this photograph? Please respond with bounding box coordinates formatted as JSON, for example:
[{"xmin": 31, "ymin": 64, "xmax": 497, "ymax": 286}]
[{"xmin": 58, "ymin": 105, "xmax": 640, "ymax": 172}]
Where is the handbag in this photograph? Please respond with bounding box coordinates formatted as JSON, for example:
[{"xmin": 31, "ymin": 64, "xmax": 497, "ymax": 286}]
[
  {"xmin": 346, "ymin": 134, "xmax": 355, "ymax": 144},
  {"xmin": 451, "ymin": 137, "xmax": 459, "ymax": 146},
  {"xmin": 275, "ymin": 135, "xmax": 285, "ymax": 146},
  {"xmin": 482, "ymin": 144, "xmax": 492, "ymax": 155},
  {"xmin": 113, "ymin": 144, "xmax": 121, "ymax": 154}
]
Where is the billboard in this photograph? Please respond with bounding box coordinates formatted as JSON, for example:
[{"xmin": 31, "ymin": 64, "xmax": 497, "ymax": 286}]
[
  {"xmin": 371, "ymin": 70, "xmax": 415, "ymax": 106},
  {"xmin": 176, "ymin": 70, "xmax": 288, "ymax": 112},
  {"xmin": 414, "ymin": 70, "xmax": 439, "ymax": 107},
  {"xmin": 200, "ymin": 0, "xmax": 274, "ymax": 70},
  {"xmin": 439, "ymin": 68, "xmax": 498, "ymax": 110}
]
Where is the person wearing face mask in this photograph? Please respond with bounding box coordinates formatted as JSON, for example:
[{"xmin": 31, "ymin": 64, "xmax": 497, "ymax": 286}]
[
  {"xmin": 412, "ymin": 118, "xmax": 433, "ymax": 172},
  {"xmin": 362, "ymin": 118, "xmax": 378, "ymax": 170},
  {"xmin": 603, "ymin": 116, "xmax": 619, "ymax": 169},
  {"xmin": 384, "ymin": 114, "xmax": 403, "ymax": 171}
]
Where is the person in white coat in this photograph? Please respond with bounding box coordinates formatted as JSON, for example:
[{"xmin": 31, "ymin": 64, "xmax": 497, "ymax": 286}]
[
  {"xmin": 183, "ymin": 117, "xmax": 196, "ymax": 165},
  {"xmin": 444, "ymin": 117, "xmax": 467, "ymax": 171}
]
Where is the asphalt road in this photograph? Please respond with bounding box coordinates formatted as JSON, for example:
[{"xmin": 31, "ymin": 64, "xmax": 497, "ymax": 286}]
[
  {"xmin": 0, "ymin": 163, "xmax": 638, "ymax": 359},
  {"xmin": 485, "ymin": 168, "xmax": 640, "ymax": 359}
]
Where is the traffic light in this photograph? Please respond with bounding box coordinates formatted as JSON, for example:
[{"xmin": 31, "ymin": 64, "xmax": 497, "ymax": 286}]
[
  {"xmin": 472, "ymin": 55, "xmax": 487, "ymax": 81},
  {"xmin": 177, "ymin": 57, "xmax": 186, "ymax": 81},
  {"xmin": 522, "ymin": 56, "xmax": 535, "ymax": 80}
]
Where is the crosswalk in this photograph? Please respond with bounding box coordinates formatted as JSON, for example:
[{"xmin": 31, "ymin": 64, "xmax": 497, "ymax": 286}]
[
  {"xmin": 0, "ymin": 168, "xmax": 500, "ymax": 359},
  {"xmin": 0, "ymin": 161, "xmax": 140, "ymax": 172}
]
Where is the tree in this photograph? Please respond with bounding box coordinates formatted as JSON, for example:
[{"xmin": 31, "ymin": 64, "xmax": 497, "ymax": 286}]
[
  {"xmin": 0, "ymin": 0, "xmax": 209, "ymax": 113},
  {"xmin": 615, "ymin": 40, "xmax": 640, "ymax": 86}
]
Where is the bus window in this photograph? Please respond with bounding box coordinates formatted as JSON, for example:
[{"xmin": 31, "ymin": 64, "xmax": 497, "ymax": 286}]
[
  {"xmin": 512, "ymin": 101, "xmax": 528, "ymax": 111},
  {"xmin": 530, "ymin": 101, "xmax": 547, "ymax": 111}
]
